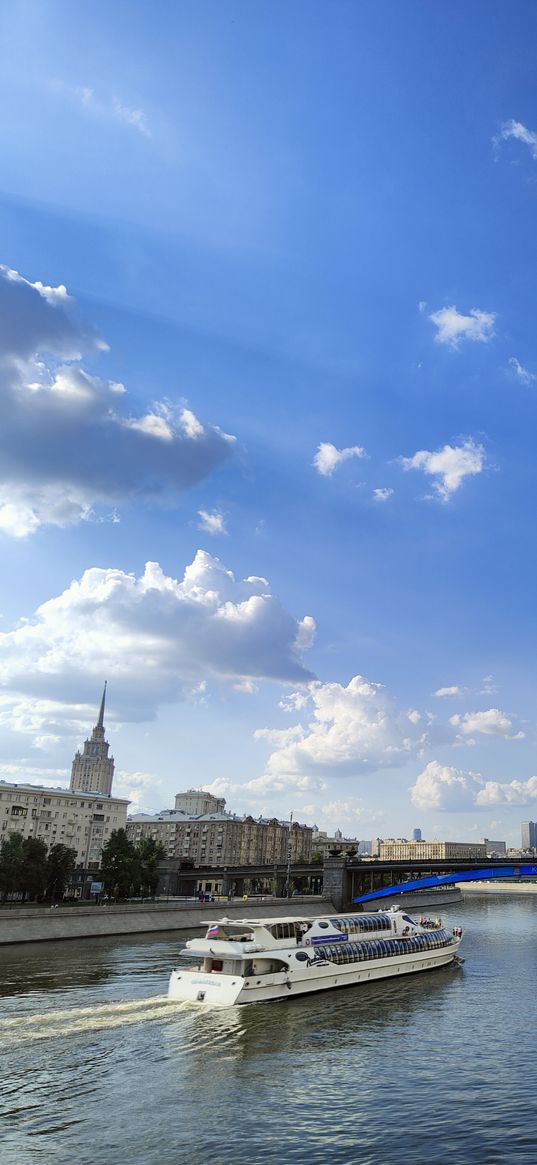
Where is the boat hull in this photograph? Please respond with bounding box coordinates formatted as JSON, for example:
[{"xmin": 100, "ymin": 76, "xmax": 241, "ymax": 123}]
[{"xmin": 168, "ymin": 938, "xmax": 461, "ymax": 1007}]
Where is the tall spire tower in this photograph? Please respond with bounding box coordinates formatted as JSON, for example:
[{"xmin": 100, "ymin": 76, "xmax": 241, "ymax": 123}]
[{"xmin": 70, "ymin": 683, "xmax": 115, "ymax": 796}]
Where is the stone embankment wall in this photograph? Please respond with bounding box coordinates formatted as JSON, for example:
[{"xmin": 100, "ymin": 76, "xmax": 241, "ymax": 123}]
[{"xmin": 0, "ymin": 896, "xmax": 335, "ymax": 946}]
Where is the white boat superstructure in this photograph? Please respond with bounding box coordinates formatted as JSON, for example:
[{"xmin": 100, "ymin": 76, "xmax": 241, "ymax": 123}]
[{"xmin": 168, "ymin": 907, "xmax": 463, "ymax": 1007}]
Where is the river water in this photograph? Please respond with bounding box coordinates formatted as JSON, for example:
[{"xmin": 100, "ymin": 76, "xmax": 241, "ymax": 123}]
[{"xmin": 0, "ymin": 894, "xmax": 535, "ymax": 1165}]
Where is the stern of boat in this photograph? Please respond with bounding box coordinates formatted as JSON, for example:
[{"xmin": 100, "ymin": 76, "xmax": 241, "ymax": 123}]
[{"xmin": 168, "ymin": 967, "xmax": 245, "ymax": 1007}]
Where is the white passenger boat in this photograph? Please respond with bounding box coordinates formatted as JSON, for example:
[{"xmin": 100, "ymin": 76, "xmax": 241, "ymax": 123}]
[{"xmin": 168, "ymin": 907, "xmax": 463, "ymax": 1006}]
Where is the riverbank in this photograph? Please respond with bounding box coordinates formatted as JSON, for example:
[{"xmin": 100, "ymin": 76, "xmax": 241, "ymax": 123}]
[
  {"xmin": 0, "ymin": 896, "xmax": 334, "ymax": 945},
  {"xmin": 458, "ymin": 882, "xmax": 537, "ymax": 895}
]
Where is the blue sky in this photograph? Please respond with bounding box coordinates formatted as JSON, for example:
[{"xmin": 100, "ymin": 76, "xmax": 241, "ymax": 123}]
[{"xmin": 1, "ymin": 0, "xmax": 536, "ymax": 845}]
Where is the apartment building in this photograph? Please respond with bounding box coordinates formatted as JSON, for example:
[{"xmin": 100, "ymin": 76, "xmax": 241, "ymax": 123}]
[
  {"xmin": 0, "ymin": 781, "xmax": 129, "ymax": 869},
  {"xmin": 126, "ymin": 803, "xmax": 312, "ymax": 867}
]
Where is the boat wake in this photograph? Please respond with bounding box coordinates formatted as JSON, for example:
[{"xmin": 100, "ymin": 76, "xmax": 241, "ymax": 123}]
[{"xmin": 0, "ymin": 995, "xmax": 192, "ymax": 1044}]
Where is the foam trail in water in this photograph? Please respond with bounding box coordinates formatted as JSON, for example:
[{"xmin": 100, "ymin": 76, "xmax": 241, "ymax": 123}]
[{"xmin": 0, "ymin": 996, "xmax": 192, "ymax": 1043}]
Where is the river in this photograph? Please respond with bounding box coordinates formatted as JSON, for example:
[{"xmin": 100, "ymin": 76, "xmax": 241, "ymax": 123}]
[{"xmin": 1, "ymin": 894, "xmax": 535, "ymax": 1165}]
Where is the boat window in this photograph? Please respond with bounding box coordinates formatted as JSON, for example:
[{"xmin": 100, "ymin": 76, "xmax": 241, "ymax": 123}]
[
  {"xmin": 318, "ymin": 921, "xmax": 329, "ymax": 929},
  {"xmin": 295, "ymin": 951, "xmax": 309, "ymax": 961},
  {"xmin": 272, "ymin": 923, "xmax": 297, "ymax": 940}
]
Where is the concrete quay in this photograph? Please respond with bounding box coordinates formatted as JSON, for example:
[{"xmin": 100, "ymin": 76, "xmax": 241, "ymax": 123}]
[
  {"xmin": 458, "ymin": 881, "xmax": 537, "ymax": 895},
  {"xmin": 0, "ymin": 896, "xmax": 335, "ymax": 946}
]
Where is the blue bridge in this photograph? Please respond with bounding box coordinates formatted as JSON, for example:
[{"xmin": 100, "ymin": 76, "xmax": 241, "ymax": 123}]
[{"xmin": 353, "ymin": 864, "xmax": 537, "ymax": 904}]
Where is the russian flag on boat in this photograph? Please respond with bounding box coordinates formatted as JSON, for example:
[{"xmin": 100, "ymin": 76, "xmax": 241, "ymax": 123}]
[{"xmin": 207, "ymin": 925, "xmax": 219, "ymax": 935}]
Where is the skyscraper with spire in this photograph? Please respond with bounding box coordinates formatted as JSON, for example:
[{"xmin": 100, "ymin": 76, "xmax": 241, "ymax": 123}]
[{"xmin": 70, "ymin": 683, "xmax": 115, "ymax": 796}]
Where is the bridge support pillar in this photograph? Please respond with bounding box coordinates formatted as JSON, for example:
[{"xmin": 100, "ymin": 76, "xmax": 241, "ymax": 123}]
[{"xmin": 322, "ymin": 855, "xmax": 348, "ymax": 911}]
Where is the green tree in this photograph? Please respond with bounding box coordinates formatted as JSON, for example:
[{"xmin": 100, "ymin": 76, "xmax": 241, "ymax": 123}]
[
  {"xmin": 0, "ymin": 832, "xmax": 25, "ymax": 902},
  {"xmin": 19, "ymin": 837, "xmax": 48, "ymax": 902},
  {"xmin": 136, "ymin": 837, "xmax": 165, "ymax": 898},
  {"xmin": 46, "ymin": 844, "xmax": 77, "ymax": 902},
  {"xmin": 100, "ymin": 829, "xmax": 137, "ymax": 899}
]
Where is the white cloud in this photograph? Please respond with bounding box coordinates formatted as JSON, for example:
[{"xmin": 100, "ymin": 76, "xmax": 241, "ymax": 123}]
[
  {"xmin": 199, "ymin": 773, "xmax": 327, "ymax": 810},
  {"xmin": 449, "ymin": 708, "xmax": 524, "ymax": 740},
  {"xmin": 0, "ymin": 762, "xmax": 69, "ymax": 785},
  {"xmin": 372, "ymin": 487, "xmax": 394, "ymax": 502},
  {"xmin": 508, "ymin": 356, "xmax": 537, "ymax": 385},
  {"xmin": 111, "ymin": 98, "xmax": 150, "ymax": 137},
  {"xmin": 55, "ymin": 81, "xmax": 151, "ymax": 137},
  {"xmin": 410, "ymin": 760, "xmax": 484, "ymax": 811},
  {"xmin": 256, "ymin": 675, "xmax": 429, "ymax": 779},
  {"xmin": 313, "ymin": 442, "xmax": 366, "ymax": 477},
  {"xmin": 475, "ymin": 777, "xmax": 537, "ymax": 807},
  {"xmin": 411, "ymin": 759, "xmax": 537, "ymax": 811},
  {"xmin": 429, "ymin": 305, "xmax": 496, "ymax": 348},
  {"xmin": 309, "ymin": 798, "xmax": 384, "ymax": 834},
  {"xmin": 197, "ymin": 509, "xmax": 228, "ymax": 536},
  {"xmin": 32, "ymin": 734, "xmax": 61, "ymax": 751},
  {"xmin": 496, "ymin": 118, "xmax": 537, "ymax": 160},
  {"xmin": 434, "ymin": 686, "xmax": 465, "ymax": 698},
  {"xmin": 401, "ymin": 438, "xmax": 485, "ymax": 501},
  {"xmin": 115, "ymin": 770, "xmax": 161, "ymax": 813},
  {"xmin": 279, "ymin": 691, "xmax": 310, "ymax": 713},
  {"xmin": 0, "ymin": 551, "xmax": 315, "ymax": 728},
  {"xmin": 0, "ymin": 265, "xmax": 237, "ymax": 535}
]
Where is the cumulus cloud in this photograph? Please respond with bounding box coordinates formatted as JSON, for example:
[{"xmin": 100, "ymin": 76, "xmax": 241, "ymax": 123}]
[
  {"xmin": 411, "ymin": 760, "xmax": 537, "ymax": 811},
  {"xmin": 197, "ymin": 509, "xmax": 227, "ymax": 536},
  {"xmin": 401, "ymin": 438, "xmax": 485, "ymax": 501},
  {"xmin": 434, "ymin": 685, "xmax": 465, "ymax": 698},
  {"xmin": 496, "ymin": 118, "xmax": 537, "ymax": 160},
  {"xmin": 255, "ymin": 675, "xmax": 429, "ymax": 779},
  {"xmin": 509, "ymin": 356, "xmax": 537, "ymax": 385},
  {"xmin": 429, "ymin": 305, "xmax": 496, "ymax": 348},
  {"xmin": 410, "ymin": 761, "xmax": 484, "ymax": 811},
  {"xmin": 372, "ymin": 487, "xmax": 394, "ymax": 502},
  {"xmin": 0, "ymin": 550, "xmax": 316, "ymax": 728},
  {"xmin": 0, "ymin": 265, "xmax": 237, "ymax": 536},
  {"xmin": 313, "ymin": 442, "xmax": 366, "ymax": 476},
  {"xmin": 475, "ymin": 777, "xmax": 537, "ymax": 807},
  {"xmin": 449, "ymin": 708, "xmax": 524, "ymax": 740}
]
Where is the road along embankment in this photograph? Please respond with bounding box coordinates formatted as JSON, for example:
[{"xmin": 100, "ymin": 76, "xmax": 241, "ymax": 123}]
[{"xmin": 0, "ymin": 897, "xmax": 335, "ymax": 945}]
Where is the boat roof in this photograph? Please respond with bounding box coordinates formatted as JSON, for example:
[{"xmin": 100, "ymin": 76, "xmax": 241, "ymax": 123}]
[
  {"xmin": 205, "ymin": 911, "xmax": 393, "ymax": 928},
  {"xmin": 205, "ymin": 916, "xmax": 315, "ymax": 926}
]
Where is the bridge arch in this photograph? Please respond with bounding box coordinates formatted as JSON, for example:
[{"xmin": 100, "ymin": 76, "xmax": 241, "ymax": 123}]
[{"xmin": 353, "ymin": 864, "xmax": 537, "ymax": 904}]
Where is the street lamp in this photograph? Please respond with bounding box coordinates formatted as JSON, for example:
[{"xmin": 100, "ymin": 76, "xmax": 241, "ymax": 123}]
[{"xmin": 285, "ymin": 810, "xmax": 293, "ymax": 898}]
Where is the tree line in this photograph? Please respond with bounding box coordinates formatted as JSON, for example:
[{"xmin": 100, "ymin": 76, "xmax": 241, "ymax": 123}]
[
  {"xmin": 0, "ymin": 835, "xmax": 77, "ymax": 902},
  {"xmin": 0, "ymin": 829, "xmax": 165, "ymax": 903}
]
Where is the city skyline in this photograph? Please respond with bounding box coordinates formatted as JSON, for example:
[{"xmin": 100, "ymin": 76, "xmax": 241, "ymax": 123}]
[{"xmin": 0, "ymin": 3, "xmax": 536, "ymax": 846}]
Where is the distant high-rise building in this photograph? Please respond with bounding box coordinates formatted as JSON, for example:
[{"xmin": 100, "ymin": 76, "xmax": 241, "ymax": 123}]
[
  {"xmin": 481, "ymin": 839, "xmax": 506, "ymax": 856},
  {"xmin": 412, "ymin": 828, "xmax": 422, "ymax": 842},
  {"xmin": 521, "ymin": 821, "xmax": 537, "ymax": 850},
  {"xmin": 70, "ymin": 683, "xmax": 115, "ymax": 796}
]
